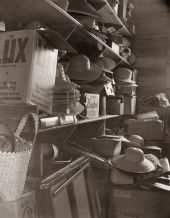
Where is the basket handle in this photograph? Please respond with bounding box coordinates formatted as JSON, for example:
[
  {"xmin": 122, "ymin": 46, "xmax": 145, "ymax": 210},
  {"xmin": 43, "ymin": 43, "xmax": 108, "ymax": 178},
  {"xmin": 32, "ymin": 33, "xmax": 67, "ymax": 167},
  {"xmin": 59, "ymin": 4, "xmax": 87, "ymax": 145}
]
[{"xmin": 15, "ymin": 113, "xmax": 39, "ymax": 147}]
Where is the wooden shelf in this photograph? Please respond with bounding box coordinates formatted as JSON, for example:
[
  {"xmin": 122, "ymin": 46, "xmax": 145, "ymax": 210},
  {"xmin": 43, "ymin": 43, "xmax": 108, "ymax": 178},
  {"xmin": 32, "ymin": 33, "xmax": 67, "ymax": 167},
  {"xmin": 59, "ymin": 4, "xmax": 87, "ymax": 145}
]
[
  {"xmin": 0, "ymin": 0, "xmax": 132, "ymax": 68},
  {"xmin": 38, "ymin": 114, "xmax": 120, "ymax": 133},
  {"xmin": 89, "ymin": 0, "xmax": 132, "ymax": 36}
]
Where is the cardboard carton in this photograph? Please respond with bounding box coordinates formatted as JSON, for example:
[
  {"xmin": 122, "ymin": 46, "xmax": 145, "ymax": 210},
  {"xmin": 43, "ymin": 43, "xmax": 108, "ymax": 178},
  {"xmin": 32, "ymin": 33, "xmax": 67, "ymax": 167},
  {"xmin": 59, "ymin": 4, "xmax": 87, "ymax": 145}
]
[
  {"xmin": 0, "ymin": 29, "xmax": 58, "ymax": 114},
  {"xmin": 109, "ymin": 187, "xmax": 170, "ymax": 218},
  {"xmin": 0, "ymin": 191, "xmax": 37, "ymax": 218}
]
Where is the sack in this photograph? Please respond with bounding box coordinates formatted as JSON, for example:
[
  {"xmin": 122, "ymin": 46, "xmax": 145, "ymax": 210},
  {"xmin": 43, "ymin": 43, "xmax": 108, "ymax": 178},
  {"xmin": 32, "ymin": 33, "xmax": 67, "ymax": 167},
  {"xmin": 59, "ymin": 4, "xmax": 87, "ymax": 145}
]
[{"xmin": 0, "ymin": 113, "xmax": 38, "ymax": 202}]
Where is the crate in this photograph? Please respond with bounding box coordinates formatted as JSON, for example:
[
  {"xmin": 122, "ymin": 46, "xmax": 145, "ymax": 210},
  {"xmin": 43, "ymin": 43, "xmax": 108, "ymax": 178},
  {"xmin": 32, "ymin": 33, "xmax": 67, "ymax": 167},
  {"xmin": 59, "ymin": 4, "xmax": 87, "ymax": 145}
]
[
  {"xmin": 0, "ymin": 29, "xmax": 58, "ymax": 114},
  {"xmin": 109, "ymin": 187, "xmax": 170, "ymax": 218}
]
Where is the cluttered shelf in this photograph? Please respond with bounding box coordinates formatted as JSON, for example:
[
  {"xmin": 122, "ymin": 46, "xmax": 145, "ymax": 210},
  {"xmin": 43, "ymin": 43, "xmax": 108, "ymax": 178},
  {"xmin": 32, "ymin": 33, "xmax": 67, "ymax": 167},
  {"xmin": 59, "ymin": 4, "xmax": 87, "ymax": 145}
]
[
  {"xmin": 0, "ymin": 0, "xmax": 133, "ymax": 68},
  {"xmin": 38, "ymin": 114, "xmax": 120, "ymax": 133},
  {"xmin": 93, "ymin": 0, "xmax": 132, "ymax": 36}
]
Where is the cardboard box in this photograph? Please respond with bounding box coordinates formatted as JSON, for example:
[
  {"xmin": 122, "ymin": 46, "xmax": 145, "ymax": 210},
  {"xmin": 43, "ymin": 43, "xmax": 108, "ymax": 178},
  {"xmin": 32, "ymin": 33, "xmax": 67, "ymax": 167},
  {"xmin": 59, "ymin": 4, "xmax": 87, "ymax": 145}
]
[
  {"xmin": 107, "ymin": 98, "xmax": 124, "ymax": 115},
  {"xmin": 0, "ymin": 191, "xmax": 37, "ymax": 218},
  {"xmin": 116, "ymin": 85, "xmax": 137, "ymax": 96},
  {"xmin": 0, "ymin": 29, "xmax": 58, "ymax": 114},
  {"xmin": 126, "ymin": 119, "xmax": 164, "ymax": 140},
  {"xmin": 81, "ymin": 93, "xmax": 100, "ymax": 118},
  {"xmin": 109, "ymin": 187, "xmax": 170, "ymax": 218},
  {"xmin": 90, "ymin": 138, "xmax": 122, "ymax": 158}
]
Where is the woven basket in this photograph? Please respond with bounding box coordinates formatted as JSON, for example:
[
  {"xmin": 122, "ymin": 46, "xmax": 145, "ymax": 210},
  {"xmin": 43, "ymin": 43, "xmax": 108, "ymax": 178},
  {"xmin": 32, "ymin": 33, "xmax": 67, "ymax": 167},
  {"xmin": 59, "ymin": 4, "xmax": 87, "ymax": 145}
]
[{"xmin": 0, "ymin": 113, "xmax": 38, "ymax": 202}]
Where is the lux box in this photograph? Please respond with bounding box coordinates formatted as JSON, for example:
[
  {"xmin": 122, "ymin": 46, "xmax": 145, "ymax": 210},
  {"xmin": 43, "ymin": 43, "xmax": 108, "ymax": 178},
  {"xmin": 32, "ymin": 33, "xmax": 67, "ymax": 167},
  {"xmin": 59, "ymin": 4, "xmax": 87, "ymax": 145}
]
[{"xmin": 0, "ymin": 29, "xmax": 58, "ymax": 114}]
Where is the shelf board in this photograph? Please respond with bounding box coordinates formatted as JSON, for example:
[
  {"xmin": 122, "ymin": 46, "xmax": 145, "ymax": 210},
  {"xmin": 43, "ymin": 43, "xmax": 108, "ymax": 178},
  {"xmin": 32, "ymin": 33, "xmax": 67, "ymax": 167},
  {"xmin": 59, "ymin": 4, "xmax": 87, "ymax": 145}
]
[
  {"xmin": 0, "ymin": 0, "xmax": 82, "ymax": 30},
  {"xmin": 96, "ymin": 0, "xmax": 132, "ymax": 36},
  {"xmin": 38, "ymin": 115, "xmax": 120, "ymax": 133},
  {"xmin": 0, "ymin": 0, "xmax": 132, "ymax": 68}
]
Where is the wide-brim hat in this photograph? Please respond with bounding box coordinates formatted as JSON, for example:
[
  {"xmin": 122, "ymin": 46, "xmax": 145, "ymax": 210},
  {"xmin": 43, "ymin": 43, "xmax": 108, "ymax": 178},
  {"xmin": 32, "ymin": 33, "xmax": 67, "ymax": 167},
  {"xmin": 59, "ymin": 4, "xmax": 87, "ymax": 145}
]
[
  {"xmin": 67, "ymin": 54, "xmax": 102, "ymax": 81},
  {"xmin": 68, "ymin": 0, "xmax": 101, "ymax": 18},
  {"xmin": 116, "ymin": 81, "xmax": 138, "ymax": 87},
  {"xmin": 114, "ymin": 68, "xmax": 135, "ymax": 84},
  {"xmin": 112, "ymin": 147, "xmax": 156, "ymax": 173}
]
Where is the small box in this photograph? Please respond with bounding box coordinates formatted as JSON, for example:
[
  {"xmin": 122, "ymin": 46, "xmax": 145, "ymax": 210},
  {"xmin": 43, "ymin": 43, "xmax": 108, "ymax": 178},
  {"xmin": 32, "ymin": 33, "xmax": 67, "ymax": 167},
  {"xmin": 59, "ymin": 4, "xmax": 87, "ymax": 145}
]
[
  {"xmin": 90, "ymin": 137, "xmax": 122, "ymax": 158},
  {"xmin": 0, "ymin": 29, "xmax": 58, "ymax": 114},
  {"xmin": 107, "ymin": 98, "xmax": 124, "ymax": 115},
  {"xmin": 124, "ymin": 95, "xmax": 136, "ymax": 115},
  {"xmin": 81, "ymin": 93, "xmax": 100, "ymax": 118},
  {"xmin": 0, "ymin": 191, "xmax": 37, "ymax": 218},
  {"xmin": 116, "ymin": 85, "xmax": 137, "ymax": 95},
  {"xmin": 111, "ymin": 42, "xmax": 120, "ymax": 55},
  {"xmin": 109, "ymin": 187, "xmax": 170, "ymax": 218}
]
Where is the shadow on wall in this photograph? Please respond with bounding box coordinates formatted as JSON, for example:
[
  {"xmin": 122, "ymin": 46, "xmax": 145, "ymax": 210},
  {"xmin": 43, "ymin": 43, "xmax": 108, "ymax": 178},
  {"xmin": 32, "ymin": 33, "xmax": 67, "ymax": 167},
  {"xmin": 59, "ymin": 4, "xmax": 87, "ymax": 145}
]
[{"xmin": 163, "ymin": 0, "xmax": 170, "ymax": 8}]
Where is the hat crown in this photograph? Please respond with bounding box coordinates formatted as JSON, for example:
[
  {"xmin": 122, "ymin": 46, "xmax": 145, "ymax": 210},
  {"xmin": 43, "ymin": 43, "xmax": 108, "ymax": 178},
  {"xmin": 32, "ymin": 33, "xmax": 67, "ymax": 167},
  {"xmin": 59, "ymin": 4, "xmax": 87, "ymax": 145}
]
[
  {"xmin": 125, "ymin": 147, "xmax": 144, "ymax": 163},
  {"xmin": 115, "ymin": 68, "xmax": 133, "ymax": 81},
  {"xmin": 68, "ymin": 54, "xmax": 91, "ymax": 72},
  {"xmin": 128, "ymin": 135, "xmax": 144, "ymax": 146}
]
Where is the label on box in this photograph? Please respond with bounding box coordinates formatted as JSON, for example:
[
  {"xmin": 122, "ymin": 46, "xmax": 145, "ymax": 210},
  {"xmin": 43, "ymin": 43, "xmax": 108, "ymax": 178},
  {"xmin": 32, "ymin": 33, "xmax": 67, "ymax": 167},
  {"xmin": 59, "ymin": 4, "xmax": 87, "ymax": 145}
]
[
  {"xmin": 0, "ymin": 29, "xmax": 58, "ymax": 113},
  {"xmin": 84, "ymin": 93, "xmax": 99, "ymax": 118}
]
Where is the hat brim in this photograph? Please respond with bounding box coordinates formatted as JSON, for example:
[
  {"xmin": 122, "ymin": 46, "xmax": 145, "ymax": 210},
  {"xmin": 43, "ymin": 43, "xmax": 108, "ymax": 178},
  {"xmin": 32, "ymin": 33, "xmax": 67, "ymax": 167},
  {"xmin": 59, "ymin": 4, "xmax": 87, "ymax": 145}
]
[
  {"xmin": 116, "ymin": 82, "xmax": 138, "ymax": 87},
  {"xmin": 112, "ymin": 154, "xmax": 156, "ymax": 173},
  {"xmin": 67, "ymin": 63, "xmax": 102, "ymax": 81},
  {"xmin": 115, "ymin": 78, "xmax": 136, "ymax": 84}
]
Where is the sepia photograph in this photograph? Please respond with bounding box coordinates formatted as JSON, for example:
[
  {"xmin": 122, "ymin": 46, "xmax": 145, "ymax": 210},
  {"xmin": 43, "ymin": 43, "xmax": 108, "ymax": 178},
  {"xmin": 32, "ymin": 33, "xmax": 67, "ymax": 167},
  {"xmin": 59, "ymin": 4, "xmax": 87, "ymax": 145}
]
[{"xmin": 0, "ymin": 0, "xmax": 170, "ymax": 217}]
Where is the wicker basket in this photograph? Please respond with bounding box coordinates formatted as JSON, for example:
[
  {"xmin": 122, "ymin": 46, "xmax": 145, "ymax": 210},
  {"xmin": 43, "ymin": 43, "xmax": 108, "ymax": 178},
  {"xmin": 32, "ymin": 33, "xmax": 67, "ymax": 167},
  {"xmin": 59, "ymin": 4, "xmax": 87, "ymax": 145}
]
[{"xmin": 0, "ymin": 113, "xmax": 38, "ymax": 202}]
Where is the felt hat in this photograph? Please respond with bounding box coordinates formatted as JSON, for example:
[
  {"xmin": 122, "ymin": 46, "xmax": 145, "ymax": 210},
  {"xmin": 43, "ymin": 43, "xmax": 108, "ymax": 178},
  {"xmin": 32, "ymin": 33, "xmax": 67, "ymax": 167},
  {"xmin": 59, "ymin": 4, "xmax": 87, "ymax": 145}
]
[
  {"xmin": 67, "ymin": 54, "xmax": 102, "ymax": 81},
  {"xmin": 114, "ymin": 68, "xmax": 135, "ymax": 84},
  {"xmin": 128, "ymin": 135, "xmax": 144, "ymax": 146},
  {"xmin": 95, "ymin": 58, "xmax": 113, "ymax": 75},
  {"xmin": 112, "ymin": 147, "xmax": 156, "ymax": 173},
  {"xmin": 68, "ymin": 0, "xmax": 101, "ymax": 18}
]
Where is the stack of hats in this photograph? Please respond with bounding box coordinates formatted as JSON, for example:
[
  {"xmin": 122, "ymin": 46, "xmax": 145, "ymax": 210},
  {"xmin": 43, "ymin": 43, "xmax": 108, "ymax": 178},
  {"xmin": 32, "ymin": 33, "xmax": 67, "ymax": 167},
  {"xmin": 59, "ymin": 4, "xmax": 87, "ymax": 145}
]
[
  {"xmin": 67, "ymin": 54, "xmax": 116, "ymax": 95},
  {"xmin": 110, "ymin": 147, "xmax": 170, "ymax": 191},
  {"xmin": 53, "ymin": 63, "xmax": 84, "ymax": 115},
  {"xmin": 114, "ymin": 67, "xmax": 138, "ymax": 96}
]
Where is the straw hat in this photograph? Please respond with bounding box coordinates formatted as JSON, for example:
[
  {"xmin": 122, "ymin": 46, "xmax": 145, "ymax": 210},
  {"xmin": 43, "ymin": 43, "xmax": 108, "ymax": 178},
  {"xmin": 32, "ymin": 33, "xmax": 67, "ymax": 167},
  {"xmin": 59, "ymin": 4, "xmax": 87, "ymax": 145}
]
[
  {"xmin": 68, "ymin": 0, "xmax": 101, "ymax": 18},
  {"xmin": 114, "ymin": 68, "xmax": 135, "ymax": 84},
  {"xmin": 67, "ymin": 54, "xmax": 102, "ymax": 81},
  {"xmin": 128, "ymin": 135, "xmax": 144, "ymax": 146},
  {"xmin": 112, "ymin": 147, "xmax": 156, "ymax": 173}
]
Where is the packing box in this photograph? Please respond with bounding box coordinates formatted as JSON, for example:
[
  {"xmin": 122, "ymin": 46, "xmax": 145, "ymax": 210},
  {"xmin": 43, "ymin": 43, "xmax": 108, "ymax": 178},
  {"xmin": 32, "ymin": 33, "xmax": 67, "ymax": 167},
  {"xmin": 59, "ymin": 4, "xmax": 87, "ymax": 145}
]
[
  {"xmin": 124, "ymin": 95, "xmax": 136, "ymax": 115},
  {"xmin": 116, "ymin": 85, "xmax": 137, "ymax": 96},
  {"xmin": 88, "ymin": 137, "xmax": 122, "ymax": 158},
  {"xmin": 126, "ymin": 119, "xmax": 165, "ymax": 140},
  {"xmin": 0, "ymin": 191, "xmax": 37, "ymax": 218},
  {"xmin": 109, "ymin": 187, "xmax": 170, "ymax": 218},
  {"xmin": 81, "ymin": 93, "xmax": 100, "ymax": 118},
  {"xmin": 107, "ymin": 98, "xmax": 124, "ymax": 115},
  {"xmin": 0, "ymin": 29, "xmax": 58, "ymax": 114}
]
